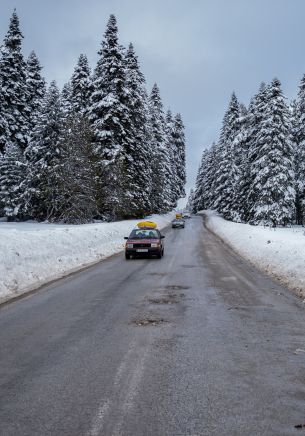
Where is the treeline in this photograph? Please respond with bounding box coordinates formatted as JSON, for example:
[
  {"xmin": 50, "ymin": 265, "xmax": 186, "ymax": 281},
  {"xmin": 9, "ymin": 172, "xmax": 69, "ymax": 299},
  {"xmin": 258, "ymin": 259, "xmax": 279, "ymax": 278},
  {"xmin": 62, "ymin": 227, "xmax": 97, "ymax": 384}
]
[
  {"xmin": 0, "ymin": 12, "xmax": 186, "ymax": 223},
  {"xmin": 190, "ymin": 77, "xmax": 305, "ymax": 227}
]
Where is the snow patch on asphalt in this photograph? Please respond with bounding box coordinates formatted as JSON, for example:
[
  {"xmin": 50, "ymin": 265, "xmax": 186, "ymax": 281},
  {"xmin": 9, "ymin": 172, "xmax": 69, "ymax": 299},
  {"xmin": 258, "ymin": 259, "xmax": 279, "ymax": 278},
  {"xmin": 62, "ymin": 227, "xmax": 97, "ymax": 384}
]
[
  {"xmin": 0, "ymin": 213, "xmax": 174, "ymax": 304},
  {"xmin": 202, "ymin": 210, "xmax": 305, "ymax": 298}
]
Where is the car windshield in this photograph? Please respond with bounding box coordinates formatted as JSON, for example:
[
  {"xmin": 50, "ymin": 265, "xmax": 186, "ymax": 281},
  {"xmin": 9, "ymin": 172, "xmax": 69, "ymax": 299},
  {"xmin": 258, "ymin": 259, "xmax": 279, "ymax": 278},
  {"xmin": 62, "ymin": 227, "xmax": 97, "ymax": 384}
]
[{"xmin": 129, "ymin": 229, "xmax": 159, "ymax": 239}]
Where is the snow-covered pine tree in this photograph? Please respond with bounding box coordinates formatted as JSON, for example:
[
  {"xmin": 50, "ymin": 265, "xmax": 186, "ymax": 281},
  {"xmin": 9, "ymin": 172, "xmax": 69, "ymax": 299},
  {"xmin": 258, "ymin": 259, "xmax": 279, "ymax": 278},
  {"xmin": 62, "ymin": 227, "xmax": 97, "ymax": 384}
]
[
  {"xmin": 172, "ymin": 113, "xmax": 186, "ymax": 199},
  {"xmin": 0, "ymin": 92, "xmax": 8, "ymax": 156},
  {"xmin": 123, "ymin": 43, "xmax": 152, "ymax": 217},
  {"xmin": 61, "ymin": 82, "xmax": 73, "ymax": 121},
  {"xmin": 290, "ymin": 99, "xmax": 301, "ymax": 224},
  {"xmin": 55, "ymin": 114, "xmax": 98, "ymax": 223},
  {"xmin": 192, "ymin": 149, "xmax": 207, "ymax": 213},
  {"xmin": 249, "ymin": 78, "xmax": 295, "ymax": 226},
  {"xmin": 165, "ymin": 109, "xmax": 179, "ymax": 208},
  {"xmin": 0, "ymin": 10, "xmax": 30, "ymax": 152},
  {"xmin": 229, "ymin": 103, "xmax": 251, "ymax": 222},
  {"xmin": 26, "ymin": 51, "xmax": 46, "ymax": 134},
  {"xmin": 70, "ymin": 54, "xmax": 92, "ymax": 114},
  {"xmin": 192, "ymin": 143, "xmax": 218, "ymax": 213},
  {"xmin": 291, "ymin": 75, "xmax": 305, "ymax": 224},
  {"xmin": 205, "ymin": 142, "xmax": 219, "ymax": 209},
  {"xmin": 89, "ymin": 15, "xmax": 132, "ymax": 219},
  {"xmin": 24, "ymin": 81, "xmax": 63, "ymax": 220},
  {"xmin": 247, "ymin": 82, "xmax": 269, "ymax": 220},
  {"xmin": 202, "ymin": 144, "xmax": 219, "ymax": 211},
  {"xmin": 149, "ymin": 83, "xmax": 172, "ymax": 213},
  {"xmin": 186, "ymin": 188, "xmax": 195, "ymax": 212},
  {"xmin": 212, "ymin": 93, "xmax": 239, "ymax": 218},
  {"xmin": 0, "ymin": 142, "xmax": 26, "ymax": 219}
]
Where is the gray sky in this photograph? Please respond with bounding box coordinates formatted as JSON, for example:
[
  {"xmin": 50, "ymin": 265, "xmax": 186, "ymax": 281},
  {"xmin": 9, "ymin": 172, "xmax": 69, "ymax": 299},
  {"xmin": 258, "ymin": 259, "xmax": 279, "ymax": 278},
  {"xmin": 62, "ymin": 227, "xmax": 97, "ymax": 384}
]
[{"xmin": 1, "ymin": 0, "xmax": 305, "ymax": 194}]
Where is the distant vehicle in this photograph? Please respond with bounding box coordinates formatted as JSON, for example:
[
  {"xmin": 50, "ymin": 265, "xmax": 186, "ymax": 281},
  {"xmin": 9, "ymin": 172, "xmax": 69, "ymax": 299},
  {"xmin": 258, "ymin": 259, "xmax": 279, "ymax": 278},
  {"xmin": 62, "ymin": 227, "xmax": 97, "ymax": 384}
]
[
  {"xmin": 175, "ymin": 212, "xmax": 183, "ymax": 219},
  {"xmin": 172, "ymin": 218, "xmax": 185, "ymax": 229},
  {"xmin": 182, "ymin": 212, "xmax": 191, "ymax": 219},
  {"xmin": 124, "ymin": 223, "xmax": 165, "ymax": 259}
]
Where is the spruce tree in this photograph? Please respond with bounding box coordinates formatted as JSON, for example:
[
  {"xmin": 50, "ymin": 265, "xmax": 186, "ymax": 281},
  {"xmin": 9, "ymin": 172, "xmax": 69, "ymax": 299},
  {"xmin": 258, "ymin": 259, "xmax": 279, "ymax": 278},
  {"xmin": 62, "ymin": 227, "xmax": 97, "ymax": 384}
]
[
  {"xmin": 192, "ymin": 144, "xmax": 218, "ymax": 213},
  {"xmin": 26, "ymin": 51, "xmax": 46, "ymax": 133},
  {"xmin": 212, "ymin": 93, "xmax": 239, "ymax": 217},
  {"xmin": 172, "ymin": 113, "xmax": 186, "ymax": 198},
  {"xmin": 203, "ymin": 145, "xmax": 218, "ymax": 210},
  {"xmin": 247, "ymin": 83, "xmax": 269, "ymax": 220},
  {"xmin": 193, "ymin": 150, "xmax": 206, "ymax": 213},
  {"xmin": 55, "ymin": 114, "xmax": 98, "ymax": 223},
  {"xmin": 292, "ymin": 75, "xmax": 305, "ymax": 224},
  {"xmin": 0, "ymin": 92, "xmax": 8, "ymax": 155},
  {"xmin": 249, "ymin": 78, "xmax": 295, "ymax": 226},
  {"xmin": 291, "ymin": 98, "xmax": 301, "ymax": 223},
  {"xmin": 24, "ymin": 81, "xmax": 63, "ymax": 220},
  {"xmin": 0, "ymin": 142, "xmax": 26, "ymax": 219},
  {"xmin": 186, "ymin": 188, "xmax": 195, "ymax": 212},
  {"xmin": 70, "ymin": 54, "xmax": 92, "ymax": 114},
  {"xmin": 0, "ymin": 10, "xmax": 30, "ymax": 152},
  {"xmin": 149, "ymin": 83, "xmax": 172, "ymax": 213},
  {"xmin": 89, "ymin": 15, "xmax": 131, "ymax": 219},
  {"xmin": 123, "ymin": 43, "xmax": 152, "ymax": 217},
  {"xmin": 230, "ymin": 103, "xmax": 250, "ymax": 222},
  {"xmin": 61, "ymin": 82, "xmax": 73, "ymax": 120},
  {"xmin": 192, "ymin": 150, "xmax": 205, "ymax": 213},
  {"xmin": 165, "ymin": 109, "xmax": 179, "ymax": 208}
]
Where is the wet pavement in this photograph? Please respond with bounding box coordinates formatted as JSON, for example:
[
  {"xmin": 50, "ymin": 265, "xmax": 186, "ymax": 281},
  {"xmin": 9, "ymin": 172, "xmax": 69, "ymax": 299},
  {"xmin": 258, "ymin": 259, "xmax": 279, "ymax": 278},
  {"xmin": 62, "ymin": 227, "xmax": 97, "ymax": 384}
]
[{"xmin": 1, "ymin": 215, "xmax": 305, "ymax": 435}]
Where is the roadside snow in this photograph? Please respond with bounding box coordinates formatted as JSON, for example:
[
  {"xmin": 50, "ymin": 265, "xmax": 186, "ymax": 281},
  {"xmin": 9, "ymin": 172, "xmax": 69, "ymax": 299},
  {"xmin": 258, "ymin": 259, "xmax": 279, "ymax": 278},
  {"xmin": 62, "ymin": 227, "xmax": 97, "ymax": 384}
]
[
  {"xmin": 0, "ymin": 213, "xmax": 174, "ymax": 303},
  {"xmin": 203, "ymin": 210, "xmax": 305, "ymax": 298}
]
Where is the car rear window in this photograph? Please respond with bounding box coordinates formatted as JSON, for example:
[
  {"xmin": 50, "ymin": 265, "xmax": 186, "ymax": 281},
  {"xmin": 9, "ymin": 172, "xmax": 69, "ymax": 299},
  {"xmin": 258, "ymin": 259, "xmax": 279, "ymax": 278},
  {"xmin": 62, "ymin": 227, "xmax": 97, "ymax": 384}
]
[{"xmin": 129, "ymin": 229, "xmax": 159, "ymax": 239}]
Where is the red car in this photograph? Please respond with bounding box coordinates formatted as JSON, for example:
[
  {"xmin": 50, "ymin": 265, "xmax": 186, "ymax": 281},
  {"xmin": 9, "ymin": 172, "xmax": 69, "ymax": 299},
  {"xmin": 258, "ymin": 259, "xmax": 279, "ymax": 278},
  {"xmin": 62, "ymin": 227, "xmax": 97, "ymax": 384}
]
[{"xmin": 124, "ymin": 227, "xmax": 165, "ymax": 259}]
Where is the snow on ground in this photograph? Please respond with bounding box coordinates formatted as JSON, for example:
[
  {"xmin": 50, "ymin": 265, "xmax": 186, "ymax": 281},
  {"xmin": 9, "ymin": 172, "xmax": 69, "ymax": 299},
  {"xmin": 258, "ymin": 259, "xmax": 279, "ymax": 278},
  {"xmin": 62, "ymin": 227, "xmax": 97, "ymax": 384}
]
[
  {"xmin": 203, "ymin": 210, "xmax": 305, "ymax": 298},
  {"xmin": 0, "ymin": 213, "xmax": 174, "ymax": 304}
]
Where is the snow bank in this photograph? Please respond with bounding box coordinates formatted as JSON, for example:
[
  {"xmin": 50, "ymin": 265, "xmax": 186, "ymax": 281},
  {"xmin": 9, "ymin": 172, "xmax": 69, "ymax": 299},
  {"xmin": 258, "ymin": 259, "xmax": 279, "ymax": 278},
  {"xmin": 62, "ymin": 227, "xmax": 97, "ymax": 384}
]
[
  {"xmin": 203, "ymin": 210, "xmax": 305, "ymax": 298},
  {"xmin": 0, "ymin": 213, "xmax": 174, "ymax": 303}
]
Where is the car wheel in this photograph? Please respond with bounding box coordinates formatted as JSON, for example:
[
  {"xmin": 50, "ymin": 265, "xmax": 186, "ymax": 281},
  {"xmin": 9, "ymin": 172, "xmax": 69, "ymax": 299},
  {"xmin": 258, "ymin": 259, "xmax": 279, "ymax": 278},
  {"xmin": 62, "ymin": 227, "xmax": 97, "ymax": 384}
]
[
  {"xmin": 125, "ymin": 253, "xmax": 131, "ymax": 260},
  {"xmin": 157, "ymin": 251, "xmax": 162, "ymax": 259}
]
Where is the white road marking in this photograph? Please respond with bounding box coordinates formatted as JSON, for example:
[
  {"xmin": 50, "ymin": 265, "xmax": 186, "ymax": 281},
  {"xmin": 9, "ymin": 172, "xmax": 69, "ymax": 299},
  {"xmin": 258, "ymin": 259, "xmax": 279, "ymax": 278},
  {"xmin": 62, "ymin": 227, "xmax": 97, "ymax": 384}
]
[
  {"xmin": 88, "ymin": 400, "xmax": 110, "ymax": 436},
  {"xmin": 86, "ymin": 336, "xmax": 152, "ymax": 436},
  {"xmin": 112, "ymin": 346, "xmax": 149, "ymax": 436},
  {"xmin": 86, "ymin": 340, "xmax": 137, "ymax": 436}
]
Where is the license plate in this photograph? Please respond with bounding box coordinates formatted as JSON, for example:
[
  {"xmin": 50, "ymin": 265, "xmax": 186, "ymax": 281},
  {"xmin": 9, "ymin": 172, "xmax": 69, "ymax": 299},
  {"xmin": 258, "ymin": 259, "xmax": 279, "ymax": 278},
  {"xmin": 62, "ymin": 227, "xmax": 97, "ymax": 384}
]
[{"xmin": 137, "ymin": 249, "xmax": 148, "ymax": 252}]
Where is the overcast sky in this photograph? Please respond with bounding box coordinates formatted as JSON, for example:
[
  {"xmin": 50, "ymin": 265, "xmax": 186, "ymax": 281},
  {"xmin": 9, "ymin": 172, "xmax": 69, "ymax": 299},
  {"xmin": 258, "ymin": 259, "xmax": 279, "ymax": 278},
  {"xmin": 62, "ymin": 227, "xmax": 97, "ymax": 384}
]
[{"xmin": 1, "ymin": 0, "xmax": 305, "ymax": 193}]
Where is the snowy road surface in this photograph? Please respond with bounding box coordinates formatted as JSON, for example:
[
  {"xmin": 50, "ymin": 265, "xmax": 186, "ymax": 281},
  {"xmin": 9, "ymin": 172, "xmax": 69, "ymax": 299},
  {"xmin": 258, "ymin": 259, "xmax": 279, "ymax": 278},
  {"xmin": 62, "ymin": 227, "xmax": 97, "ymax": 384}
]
[{"xmin": 1, "ymin": 216, "xmax": 305, "ymax": 435}]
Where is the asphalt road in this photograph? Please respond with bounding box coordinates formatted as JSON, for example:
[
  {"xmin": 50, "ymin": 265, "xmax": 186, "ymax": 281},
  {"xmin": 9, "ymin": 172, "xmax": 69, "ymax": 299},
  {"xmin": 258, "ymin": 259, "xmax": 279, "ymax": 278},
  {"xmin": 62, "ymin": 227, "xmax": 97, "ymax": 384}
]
[{"xmin": 1, "ymin": 216, "xmax": 305, "ymax": 436}]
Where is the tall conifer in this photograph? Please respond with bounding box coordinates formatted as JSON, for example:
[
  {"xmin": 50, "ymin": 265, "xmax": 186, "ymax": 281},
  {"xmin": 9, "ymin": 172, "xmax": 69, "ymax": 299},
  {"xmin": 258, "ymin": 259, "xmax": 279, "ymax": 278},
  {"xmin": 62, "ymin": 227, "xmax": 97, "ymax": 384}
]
[
  {"xmin": 70, "ymin": 54, "xmax": 92, "ymax": 114},
  {"xmin": 0, "ymin": 10, "xmax": 29, "ymax": 152},
  {"xmin": 26, "ymin": 51, "xmax": 46, "ymax": 133},
  {"xmin": 24, "ymin": 81, "xmax": 63, "ymax": 220},
  {"xmin": 249, "ymin": 79, "xmax": 295, "ymax": 226},
  {"xmin": 89, "ymin": 15, "xmax": 131, "ymax": 219},
  {"xmin": 0, "ymin": 142, "xmax": 26, "ymax": 218}
]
